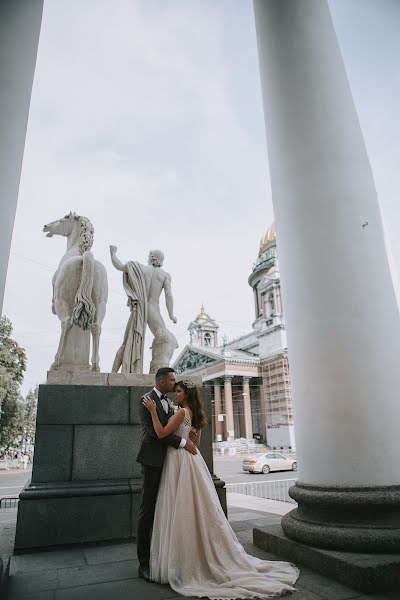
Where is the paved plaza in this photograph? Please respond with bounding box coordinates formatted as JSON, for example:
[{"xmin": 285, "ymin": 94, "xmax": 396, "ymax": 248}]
[{"xmin": 1, "ymin": 495, "xmax": 398, "ymax": 600}]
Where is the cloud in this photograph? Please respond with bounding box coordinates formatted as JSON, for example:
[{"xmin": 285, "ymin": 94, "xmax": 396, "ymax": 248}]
[
  {"xmin": 4, "ymin": 0, "xmax": 272, "ymax": 393},
  {"xmin": 4, "ymin": 1, "xmax": 400, "ymax": 394}
]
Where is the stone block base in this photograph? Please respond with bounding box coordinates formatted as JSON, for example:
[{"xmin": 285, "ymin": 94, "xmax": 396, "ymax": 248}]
[
  {"xmin": 14, "ymin": 380, "xmax": 225, "ymax": 552},
  {"xmin": 15, "ymin": 480, "xmax": 141, "ymax": 552},
  {"xmin": 253, "ymin": 523, "xmax": 400, "ymax": 594}
]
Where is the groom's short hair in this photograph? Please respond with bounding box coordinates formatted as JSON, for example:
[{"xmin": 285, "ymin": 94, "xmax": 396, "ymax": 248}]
[{"xmin": 155, "ymin": 367, "xmax": 175, "ymax": 381}]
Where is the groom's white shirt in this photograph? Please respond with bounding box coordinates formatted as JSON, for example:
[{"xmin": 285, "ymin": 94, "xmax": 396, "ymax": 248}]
[{"xmin": 153, "ymin": 387, "xmax": 186, "ymax": 448}]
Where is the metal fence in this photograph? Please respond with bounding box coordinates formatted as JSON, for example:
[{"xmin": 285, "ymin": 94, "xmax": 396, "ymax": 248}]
[
  {"xmin": 0, "ymin": 497, "xmax": 19, "ymax": 509},
  {"xmin": 225, "ymin": 479, "xmax": 297, "ymax": 504}
]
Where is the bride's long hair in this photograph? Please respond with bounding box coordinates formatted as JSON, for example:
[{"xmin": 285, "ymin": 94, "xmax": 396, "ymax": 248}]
[{"xmin": 175, "ymin": 381, "xmax": 208, "ymax": 430}]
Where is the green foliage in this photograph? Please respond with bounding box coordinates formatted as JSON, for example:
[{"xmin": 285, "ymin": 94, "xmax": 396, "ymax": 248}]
[
  {"xmin": 0, "ymin": 316, "xmax": 26, "ymax": 385},
  {"xmin": 0, "ymin": 385, "xmax": 23, "ymax": 448},
  {"xmin": 0, "ymin": 315, "xmax": 28, "ymax": 447},
  {"xmin": 0, "ymin": 364, "xmax": 14, "ymax": 409},
  {"xmin": 21, "ymin": 385, "xmax": 38, "ymax": 443}
]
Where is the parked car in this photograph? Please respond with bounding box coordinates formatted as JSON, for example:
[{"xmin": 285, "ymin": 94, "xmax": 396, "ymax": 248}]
[{"xmin": 242, "ymin": 452, "xmax": 297, "ymax": 474}]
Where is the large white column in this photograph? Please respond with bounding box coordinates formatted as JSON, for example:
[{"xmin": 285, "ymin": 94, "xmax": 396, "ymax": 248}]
[
  {"xmin": 242, "ymin": 377, "xmax": 253, "ymax": 440},
  {"xmin": 254, "ymin": 0, "xmax": 400, "ymax": 551},
  {"xmin": 213, "ymin": 379, "xmax": 224, "ymax": 441},
  {"xmin": 223, "ymin": 376, "xmax": 235, "ymax": 440},
  {"xmin": 0, "ymin": 1, "xmax": 43, "ymax": 312}
]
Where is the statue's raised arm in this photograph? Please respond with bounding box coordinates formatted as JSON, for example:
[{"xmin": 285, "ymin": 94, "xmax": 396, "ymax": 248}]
[{"xmin": 110, "ymin": 245, "xmax": 128, "ymax": 273}]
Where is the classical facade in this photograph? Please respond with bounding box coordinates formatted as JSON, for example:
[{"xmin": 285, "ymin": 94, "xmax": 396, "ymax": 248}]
[{"xmin": 173, "ymin": 224, "xmax": 295, "ymax": 450}]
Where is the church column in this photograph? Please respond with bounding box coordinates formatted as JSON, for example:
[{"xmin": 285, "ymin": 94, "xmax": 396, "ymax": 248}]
[
  {"xmin": 242, "ymin": 377, "xmax": 253, "ymax": 440},
  {"xmin": 213, "ymin": 379, "xmax": 223, "ymax": 441},
  {"xmin": 259, "ymin": 383, "xmax": 267, "ymax": 442},
  {"xmin": 276, "ymin": 285, "xmax": 283, "ymax": 316},
  {"xmin": 271, "ymin": 286, "xmax": 277, "ymax": 317},
  {"xmin": 223, "ymin": 375, "xmax": 234, "ymax": 440},
  {"xmin": 254, "ymin": 0, "xmax": 400, "ymax": 551},
  {"xmin": 264, "ymin": 293, "xmax": 271, "ymax": 319},
  {"xmin": 238, "ymin": 397, "xmax": 246, "ymax": 438},
  {"xmin": 0, "ymin": 1, "xmax": 44, "ymax": 311}
]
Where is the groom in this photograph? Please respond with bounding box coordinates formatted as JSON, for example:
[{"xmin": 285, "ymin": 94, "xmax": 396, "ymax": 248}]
[{"xmin": 136, "ymin": 367, "xmax": 198, "ymax": 581}]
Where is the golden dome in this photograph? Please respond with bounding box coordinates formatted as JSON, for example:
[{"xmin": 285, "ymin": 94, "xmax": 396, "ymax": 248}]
[
  {"xmin": 260, "ymin": 223, "xmax": 276, "ymax": 252},
  {"xmin": 195, "ymin": 304, "xmax": 210, "ymax": 321}
]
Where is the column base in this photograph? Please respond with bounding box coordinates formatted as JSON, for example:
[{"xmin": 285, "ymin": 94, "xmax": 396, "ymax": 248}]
[
  {"xmin": 253, "ymin": 523, "xmax": 400, "ymax": 594},
  {"xmin": 282, "ymin": 482, "xmax": 400, "ymax": 552}
]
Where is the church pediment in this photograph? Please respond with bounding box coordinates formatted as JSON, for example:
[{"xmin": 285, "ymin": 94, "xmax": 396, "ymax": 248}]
[
  {"xmin": 189, "ymin": 319, "xmax": 217, "ymax": 329},
  {"xmin": 174, "ymin": 347, "xmax": 218, "ymax": 374}
]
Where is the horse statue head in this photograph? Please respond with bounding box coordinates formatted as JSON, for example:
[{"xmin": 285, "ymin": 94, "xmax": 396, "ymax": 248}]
[{"xmin": 43, "ymin": 212, "xmax": 94, "ymax": 254}]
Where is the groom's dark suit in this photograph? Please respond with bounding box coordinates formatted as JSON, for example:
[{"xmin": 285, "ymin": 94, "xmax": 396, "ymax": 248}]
[{"xmin": 136, "ymin": 388, "xmax": 182, "ymax": 572}]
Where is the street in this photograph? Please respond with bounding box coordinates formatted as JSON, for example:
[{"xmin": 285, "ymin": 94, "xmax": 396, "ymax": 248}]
[
  {"xmin": 0, "ymin": 467, "xmax": 32, "ymax": 500},
  {"xmin": 214, "ymin": 455, "xmax": 297, "ymax": 485},
  {"xmin": 0, "ymin": 460, "xmax": 295, "ymax": 493},
  {"xmin": 0, "ymin": 469, "xmax": 32, "ymax": 564}
]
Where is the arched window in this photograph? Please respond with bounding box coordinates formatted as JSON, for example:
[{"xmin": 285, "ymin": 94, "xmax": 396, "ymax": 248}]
[{"xmin": 204, "ymin": 332, "xmax": 212, "ymax": 346}]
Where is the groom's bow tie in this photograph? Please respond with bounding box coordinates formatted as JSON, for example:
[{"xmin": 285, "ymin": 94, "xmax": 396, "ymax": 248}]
[{"xmin": 160, "ymin": 394, "xmax": 168, "ymax": 401}]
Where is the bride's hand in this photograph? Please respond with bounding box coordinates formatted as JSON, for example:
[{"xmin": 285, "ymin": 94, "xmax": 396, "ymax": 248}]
[
  {"xmin": 189, "ymin": 429, "xmax": 199, "ymax": 444},
  {"xmin": 142, "ymin": 396, "xmax": 157, "ymax": 412}
]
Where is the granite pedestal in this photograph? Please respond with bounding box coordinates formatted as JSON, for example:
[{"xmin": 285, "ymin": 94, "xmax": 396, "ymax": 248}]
[{"xmin": 14, "ymin": 375, "xmax": 226, "ymax": 552}]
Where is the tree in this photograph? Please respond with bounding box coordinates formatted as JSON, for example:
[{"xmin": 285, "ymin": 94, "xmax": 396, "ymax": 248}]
[
  {"xmin": 0, "ymin": 385, "xmax": 23, "ymax": 449},
  {"xmin": 0, "ymin": 316, "xmax": 27, "ymax": 445},
  {"xmin": 0, "ymin": 365, "xmax": 14, "ymax": 410},
  {"xmin": 0, "ymin": 316, "xmax": 26, "ymax": 384},
  {"xmin": 21, "ymin": 386, "xmax": 38, "ymax": 448}
]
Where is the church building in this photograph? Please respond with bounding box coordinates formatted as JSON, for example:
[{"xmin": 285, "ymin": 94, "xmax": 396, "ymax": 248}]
[{"xmin": 173, "ymin": 224, "xmax": 295, "ymax": 450}]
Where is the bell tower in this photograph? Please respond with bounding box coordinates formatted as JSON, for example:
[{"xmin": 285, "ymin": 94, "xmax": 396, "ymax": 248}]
[
  {"xmin": 248, "ymin": 223, "xmax": 286, "ymax": 357},
  {"xmin": 188, "ymin": 305, "xmax": 219, "ymax": 347}
]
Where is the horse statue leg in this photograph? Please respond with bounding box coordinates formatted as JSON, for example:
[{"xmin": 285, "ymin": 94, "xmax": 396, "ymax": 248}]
[
  {"xmin": 50, "ymin": 316, "xmax": 73, "ymax": 371},
  {"xmin": 90, "ymin": 322, "xmax": 101, "ymax": 372},
  {"xmin": 90, "ymin": 264, "xmax": 108, "ymax": 372}
]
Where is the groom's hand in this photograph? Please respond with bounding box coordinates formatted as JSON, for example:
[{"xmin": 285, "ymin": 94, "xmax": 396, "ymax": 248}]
[{"xmin": 184, "ymin": 440, "xmax": 197, "ymax": 455}]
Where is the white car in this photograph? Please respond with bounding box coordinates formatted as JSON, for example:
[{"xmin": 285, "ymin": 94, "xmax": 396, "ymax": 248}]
[{"xmin": 242, "ymin": 452, "xmax": 297, "ymax": 474}]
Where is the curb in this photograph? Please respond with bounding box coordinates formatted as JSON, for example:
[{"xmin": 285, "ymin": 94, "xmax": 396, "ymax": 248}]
[{"xmin": 0, "ymin": 555, "xmax": 10, "ymax": 599}]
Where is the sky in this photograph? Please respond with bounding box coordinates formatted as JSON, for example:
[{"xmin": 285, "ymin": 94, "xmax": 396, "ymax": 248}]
[{"xmin": 3, "ymin": 0, "xmax": 400, "ymax": 395}]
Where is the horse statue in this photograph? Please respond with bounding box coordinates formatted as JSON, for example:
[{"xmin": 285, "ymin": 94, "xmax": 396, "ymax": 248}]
[{"xmin": 43, "ymin": 212, "xmax": 108, "ymax": 372}]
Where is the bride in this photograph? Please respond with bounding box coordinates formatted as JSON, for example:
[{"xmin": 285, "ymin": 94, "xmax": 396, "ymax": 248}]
[{"xmin": 142, "ymin": 379, "xmax": 299, "ymax": 599}]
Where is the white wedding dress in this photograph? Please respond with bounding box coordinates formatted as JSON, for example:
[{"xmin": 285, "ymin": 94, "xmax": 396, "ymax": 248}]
[{"xmin": 150, "ymin": 409, "xmax": 299, "ymax": 599}]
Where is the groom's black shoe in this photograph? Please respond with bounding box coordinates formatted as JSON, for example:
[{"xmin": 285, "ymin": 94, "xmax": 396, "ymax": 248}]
[{"xmin": 138, "ymin": 566, "xmax": 151, "ymax": 582}]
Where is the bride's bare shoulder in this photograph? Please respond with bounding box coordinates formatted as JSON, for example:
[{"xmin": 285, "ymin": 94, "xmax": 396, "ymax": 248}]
[{"xmin": 182, "ymin": 407, "xmax": 193, "ymax": 420}]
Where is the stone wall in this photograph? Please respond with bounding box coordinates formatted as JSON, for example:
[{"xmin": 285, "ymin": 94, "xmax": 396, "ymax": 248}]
[{"xmin": 14, "ymin": 380, "xmax": 226, "ymax": 551}]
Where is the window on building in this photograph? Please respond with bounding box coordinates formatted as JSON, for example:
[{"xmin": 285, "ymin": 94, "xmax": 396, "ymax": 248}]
[{"xmin": 269, "ymin": 292, "xmax": 275, "ymax": 314}]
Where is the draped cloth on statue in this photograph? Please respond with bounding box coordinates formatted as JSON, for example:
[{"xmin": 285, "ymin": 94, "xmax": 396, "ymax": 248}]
[{"xmin": 120, "ymin": 261, "xmax": 147, "ymax": 374}]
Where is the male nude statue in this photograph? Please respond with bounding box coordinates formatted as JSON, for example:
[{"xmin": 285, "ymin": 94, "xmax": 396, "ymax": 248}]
[{"xmin": 110, "ymin": 246, "xmax": 178, "ymax": 374}]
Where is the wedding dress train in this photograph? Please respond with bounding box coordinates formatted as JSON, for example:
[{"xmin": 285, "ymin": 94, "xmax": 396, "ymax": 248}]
[{"xmin": 150, "ymin": 409, "xmax": 299, "ymax": 599}]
